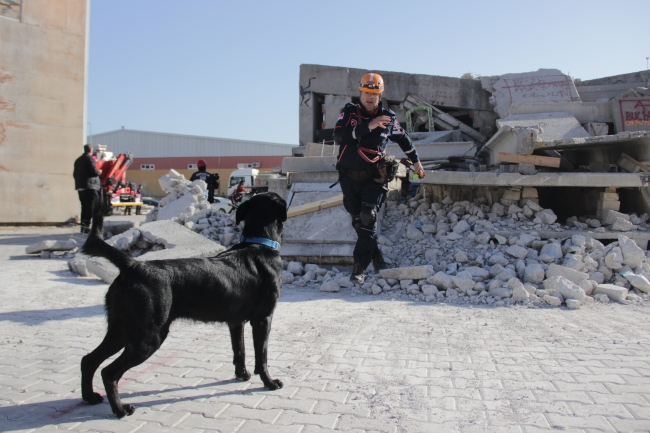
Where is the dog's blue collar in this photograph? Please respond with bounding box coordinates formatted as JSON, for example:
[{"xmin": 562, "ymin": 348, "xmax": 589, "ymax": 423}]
[{"xmin": 240, "ymin": 236, "xmax": 280, "ymax": 250}]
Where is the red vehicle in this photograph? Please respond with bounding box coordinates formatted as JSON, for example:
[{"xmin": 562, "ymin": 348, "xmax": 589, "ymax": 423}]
[{"xmin": 93, "ymin": 148, "xmax": 141, "ymax": 215}]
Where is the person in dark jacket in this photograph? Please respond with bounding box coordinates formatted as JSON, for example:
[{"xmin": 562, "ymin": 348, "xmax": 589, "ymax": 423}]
[
  {"xmin": 334, "ymin": 72, "xmax": 425, "ymax": 284},
  {"xmin": 190, "ymin": 159, "xmax": 220, "ymax": 203},
  {"xmin": 73, "ymin": 144, "xmax": 101, "ymax": 234}
]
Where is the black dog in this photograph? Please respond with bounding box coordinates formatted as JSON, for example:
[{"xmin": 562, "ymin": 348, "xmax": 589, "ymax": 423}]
[{"xmin": 80, "ymin": 192, "xmax": 287, "ymax": 418}]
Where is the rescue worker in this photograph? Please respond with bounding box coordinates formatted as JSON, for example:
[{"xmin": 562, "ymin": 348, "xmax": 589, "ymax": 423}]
[
  {"xmin": 73, "ymin": 144, "xmax": 101, "ymax": 234},
  {"xmin": 135, "ymin": 184, "xmax": 143, "ymax": 215},
  {"xmin": 230, "ymin": 180, "xmax": 248, "ymax": 205},
  {"xmin": 333, "ymin": 72, "xmax": 425, "ymax": 284},
  {"xmin": 190, "ymin": 159, "xmax": 220, "ymax": 203}
]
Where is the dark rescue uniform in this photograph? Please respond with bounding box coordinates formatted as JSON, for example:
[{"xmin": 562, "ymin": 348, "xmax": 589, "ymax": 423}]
[
  {"xmin": 190, "ymin": 169, "xmax": 220, "ymax": 203},
  {"xmin": 333, "ymin": 102, "xmax": 420, "ymax": 269}
]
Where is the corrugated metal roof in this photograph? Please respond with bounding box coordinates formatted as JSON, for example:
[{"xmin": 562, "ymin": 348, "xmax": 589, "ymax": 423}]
[{"xmin": 87, "ymin": 129, "xmax": 296, "ymax": 158}]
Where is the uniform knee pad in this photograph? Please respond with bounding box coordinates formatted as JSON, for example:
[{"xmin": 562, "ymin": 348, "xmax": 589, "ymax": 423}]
[{"xmin": 359, "ymin": 206, "xmax": 376, "ymax": 228}]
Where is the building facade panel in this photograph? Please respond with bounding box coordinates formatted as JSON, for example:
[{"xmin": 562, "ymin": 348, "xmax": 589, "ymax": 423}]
[{"xmin": 0, "ymin": 0, "xmax": 88, "ymax": 224}]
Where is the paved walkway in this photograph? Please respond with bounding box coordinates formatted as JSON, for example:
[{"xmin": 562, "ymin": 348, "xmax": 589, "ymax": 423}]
[{"xmin": 1, "ymin": 226, "xmax": 650, "ymax": 432}]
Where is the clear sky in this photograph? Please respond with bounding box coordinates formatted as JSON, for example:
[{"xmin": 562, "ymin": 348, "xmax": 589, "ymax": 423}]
[{"xmin": 87, "ymin": 0, "xmax": 650, "ymax": 145}]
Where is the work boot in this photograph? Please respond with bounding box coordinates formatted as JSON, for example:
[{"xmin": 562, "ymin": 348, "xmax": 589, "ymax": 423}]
[
  {"xmin": 80, "ymin": 226, "xmax": 90, "ymax": 235},
  {"xmin": 350, "ymin": 263, "xmax": 365, "ymax": 285}
]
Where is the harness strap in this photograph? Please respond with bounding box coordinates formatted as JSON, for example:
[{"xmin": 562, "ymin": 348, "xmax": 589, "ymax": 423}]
[{"xmin": 355, "ymin": 105, "xmax": 386, "ymax": 164}]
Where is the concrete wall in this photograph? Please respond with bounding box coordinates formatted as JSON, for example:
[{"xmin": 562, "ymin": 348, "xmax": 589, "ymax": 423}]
[
  {"xmin": 0, "ymin": 0, "xmax": 89, "ymax": 223},
  {"xmin": 299, "ymin": 64, "xmax": 492, "ymax": 146}
]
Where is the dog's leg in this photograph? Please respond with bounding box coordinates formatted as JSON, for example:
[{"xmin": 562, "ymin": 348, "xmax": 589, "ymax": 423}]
[
  {"xmin": 101, "ymin": 334, "xmax": 163, "ymax": 418},
  {"xmin": 251, "ymin": 315, "xmax": 283, "ymax": 390},
  {"xmin": 81, "ymin": 322, "xmax": 125, "ymax": 405},
  {"xmin": 228, "ymin": 322, "xmax": 251, "ymax": 381}
]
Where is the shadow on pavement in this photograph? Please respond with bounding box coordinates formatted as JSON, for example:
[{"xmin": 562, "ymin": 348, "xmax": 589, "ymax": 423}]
[
  {"xmin": 0, "ymin": 305, "xmax": 104, "ymax": 324},
  {"xmin": 0, "ymin": 378, "xmax": 269, "ymax": 427}
]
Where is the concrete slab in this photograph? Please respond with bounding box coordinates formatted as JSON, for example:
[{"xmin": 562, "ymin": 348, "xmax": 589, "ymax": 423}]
[
  {"xmin": 509, "ymin": 101, "xmax": 613, "ymax": 124},
  {"xmin": 281, "ymin": 156, "xmax": 337, "ymax": 174},
  {"xmin": 533, "ymin": 130, "xmax": 650, "ymax": 155},
  {"xmin": 409, "ymin": 131, "xmax": 457, "ymax": 144},
  {"xmin": 138, "ymin": 220, "xmax": 225, "ymax": 252},
  {"xmin": 482, "ymin": 112, "xmax": 590, "ymax": 166},
  {"xmin": 584, "ymin": 122, "xmax": 609, "ymax": 136},
  {"xmin": 305, "ymin": 142, "xmax": 340, "ymax": 157},
  {"xmin": 87, "ymin": 221, "xmax": 226, "ymax": 283},
  {"xmin": 482, "ymin": 69, "xmax": 581, "ymax": 118},
  {"xmin": 283, "ymin": 185, "xmax": 355, "ymax": 244},
  {"xmin": 103, "ymin": 220, "xmax": 134, "ymax": 236},
  {"xmin": 25, "ymin": 239, "xmax": 77, "ymax": 254},
  {"xmin": 414, "ymin": 171, "xmax": 644, "ymax": 188},
  {"xmin": 387, "ymin": 142, "xmax": 477, "ymax": 160}
]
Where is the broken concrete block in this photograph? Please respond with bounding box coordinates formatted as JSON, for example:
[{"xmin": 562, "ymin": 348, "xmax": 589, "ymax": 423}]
[
  {"xmin": 602, "ymin": 210, "xmax": 630, "ymax": 225},
  {"xmin": 287, "ymin": 261, "xmax": 304, "ymax": 275},
  {"xmin": 611, "ymin": 218, "xmax": 634, "ymax": 232},
  {"xmin": 584, "ymin": 122, "xmax": 609, "ymax": 136},
  {"xmin": 68, "ymin": 254, "xmax": 90, "ymax": 277},
  {"xmin": 320, "ymin": 280, "xmax": 341, "ymax": 292},
  {"xmin": 482, "ymin": 112, "xmax": 589, "ymax": 166},
  {"xmin": 26, "ymin": 239, "xmax": 78, "ymax": 254},
  {"xmin": 622, "ymin": 272, "xmax": 650, "ymax": 293},
  {"xmin": 566, "ymin": 299, "xmax": 581, "ymax": 309},
  {"xmin": 428, "ymin": 271, "xmax": 453, "ymax": 290},
  {"xmin": 380, "ymin": 265, "xmax": 433, "ymax": 281},
  {"xmin": 86, "ymin": 257, "xmax": 120, "ymax": 284},
  {"xmin": 281, "ymin": 270, "xmax": 295, "ymax": 284},
  {"xmin": 481, "ymin": 69, "xmax": 581, "ymax": 118},
  {"xmin": 618, "ymin": 235, "xmax": 645, "ymax": 268},
  {"xmin": 593, "ymin": 284, "xmax": 629, "ymax": 302},
  {"xmin": 546, "ymin": 264, "xmax": 588, "ymax": 285},
  {"xmin": 518, "ymin": 163, "xmax": 537, "ymax": 175},
  {"xmin": 543, "ymin": 295, "xmax": 563, "ymax": 306},
  {"xmin": 524, "ymin": 264, "xmax": 545, "ymax": 284},
  {"xmin": 104, "ymin": 221, "xmax": 134, "ymax": 237},
  {"xmin": 535, "ymin": 209, "xmax": 557, "ymax": 224},
  {"xmin": 506, "ymin": 245, "xmax": 529, "ymax": 259},
  {"xmin": 106, "ymin": 228, "xmax": 141, "ymax": 251}
]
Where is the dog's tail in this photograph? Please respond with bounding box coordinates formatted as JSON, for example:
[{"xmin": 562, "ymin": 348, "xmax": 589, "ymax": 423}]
[{"xmin": 81, "ymin": 200, "xmax": 134, "ymax": 272}]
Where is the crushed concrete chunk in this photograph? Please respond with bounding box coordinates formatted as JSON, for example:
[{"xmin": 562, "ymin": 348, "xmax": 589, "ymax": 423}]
[
  {"xmin": 380, "ymin": 265, "xmax": 433, "ymax": 281},
  {"xmin": 594, "ymin": 284, "xmax": 629, "ymax": 302}
]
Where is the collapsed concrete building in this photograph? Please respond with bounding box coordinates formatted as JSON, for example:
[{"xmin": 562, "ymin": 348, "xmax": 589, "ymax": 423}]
[{"xmin": 281, "ymin": 65, "xmax": 650, "ymax": 262}]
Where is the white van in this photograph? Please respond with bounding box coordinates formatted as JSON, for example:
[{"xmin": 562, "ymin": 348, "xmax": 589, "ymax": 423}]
[{"xmin": 227, "ymin": 168, "xmax": 280, "ymax": 196}]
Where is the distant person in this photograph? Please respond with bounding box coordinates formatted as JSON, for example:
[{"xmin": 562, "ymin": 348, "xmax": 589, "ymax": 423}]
[
  {"xmin": 125, "ymin": 183, "xmax": 136, "ymax": 215},
  {"xmin": 230, "ymin": 180, "xmax": 248, "ymax": 205},
  {"xmin": 73, "ymin": 144, "xmax": 101, "ymax": 234},
  {"xmin": 190, "ymin": 159, "xmax": 220, "ymax": 203},
  {"xmin": 135, "ymin": 184, "xmax": 143, "ymax": 215}
]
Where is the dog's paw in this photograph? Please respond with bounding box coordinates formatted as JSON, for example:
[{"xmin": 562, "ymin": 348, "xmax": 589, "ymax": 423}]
[
  {"xmin": 235, "ymin": 369, "xmax": 251, "ymax": 381},
  {"xmin": 115, "ymin": 404, "xmax": 135, "ymax": 419},
  {"xmin": 264, "ymin": 378, "xmax": 283, "ymax": 390},
  {"xmin": 83, "ymin": 392, "xmax": 104, "ymax": 405}
]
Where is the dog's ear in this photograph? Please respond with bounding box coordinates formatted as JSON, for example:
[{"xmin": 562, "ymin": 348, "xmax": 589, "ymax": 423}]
[
  {"xmin": 277, "ymin": 199, "xmax": 287, "ymax": 222},
  {"xmin": 236, "ymin": 200, "xmax": 252, "ymax": 225}
]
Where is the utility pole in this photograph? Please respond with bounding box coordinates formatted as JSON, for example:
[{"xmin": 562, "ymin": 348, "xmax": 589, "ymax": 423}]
[{"xmin": 647, "ymin": 57, "xmax": 649, "ymax": 70}]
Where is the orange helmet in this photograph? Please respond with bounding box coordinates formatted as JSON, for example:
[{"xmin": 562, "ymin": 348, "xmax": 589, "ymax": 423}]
[{"xmin": 359, "ymin": 73, "xmax": 384, "ymax": 94}]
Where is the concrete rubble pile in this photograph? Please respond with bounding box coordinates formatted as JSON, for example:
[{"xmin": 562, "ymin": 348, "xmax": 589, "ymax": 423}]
[
  {"xmin": 280, "ymin": 190, "xmax": 650, "ymax": 309},
  {"xmin": 147, "ymin": 170, "xmax": 242, "ymax": 248},
  {"xmin": 63, "ymin": 170, "xmax": 234, "ymax": 282}
]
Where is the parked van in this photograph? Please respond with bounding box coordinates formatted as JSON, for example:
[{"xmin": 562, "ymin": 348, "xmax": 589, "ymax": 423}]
[{"xmin": 227, "ymin": 169, "xmax": 280, "ymax": 196}]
